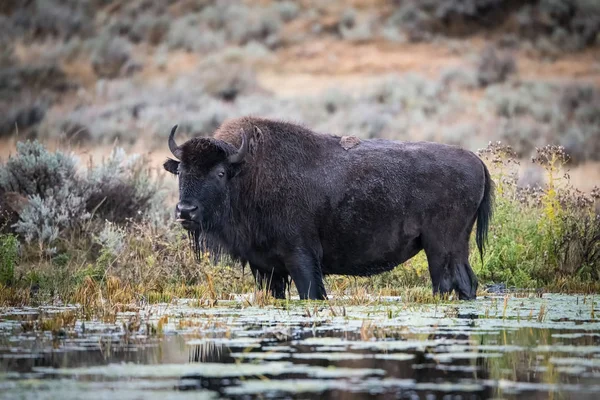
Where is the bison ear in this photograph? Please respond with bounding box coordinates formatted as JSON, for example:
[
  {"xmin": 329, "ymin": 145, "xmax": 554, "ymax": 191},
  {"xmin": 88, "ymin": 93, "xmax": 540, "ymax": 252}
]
[
  {"xmin": 163, "ymin": 158, "xmax": 180, "ymax": 175},
  {"xmin": 249, "ymin": 125, "xmax": 262, "ymax": 155}
]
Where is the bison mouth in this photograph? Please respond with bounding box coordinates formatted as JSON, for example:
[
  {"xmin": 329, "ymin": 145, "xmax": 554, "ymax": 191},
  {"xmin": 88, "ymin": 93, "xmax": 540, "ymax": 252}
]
[{"xmin": 176, "ymin": 218, "xmax": 199, "ymax": 230}]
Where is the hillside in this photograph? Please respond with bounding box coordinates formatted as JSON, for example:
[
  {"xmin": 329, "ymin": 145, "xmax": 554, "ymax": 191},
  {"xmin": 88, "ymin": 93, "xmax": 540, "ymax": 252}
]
[{"xmin": 1, "ymin": 0, "xmax": 599, "ymax": 188}]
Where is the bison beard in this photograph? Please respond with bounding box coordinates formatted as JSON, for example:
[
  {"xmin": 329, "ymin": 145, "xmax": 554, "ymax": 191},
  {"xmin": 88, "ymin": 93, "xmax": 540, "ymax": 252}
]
[{"xmin": 165, "ymin": 117, "xmax": 494, "ymax": 301}]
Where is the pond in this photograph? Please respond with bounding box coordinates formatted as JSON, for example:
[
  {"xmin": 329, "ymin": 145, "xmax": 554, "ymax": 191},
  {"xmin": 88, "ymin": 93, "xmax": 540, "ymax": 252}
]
[{"xmin": 1, "ymin": 294, "xmax": 599, "ymax": 399}]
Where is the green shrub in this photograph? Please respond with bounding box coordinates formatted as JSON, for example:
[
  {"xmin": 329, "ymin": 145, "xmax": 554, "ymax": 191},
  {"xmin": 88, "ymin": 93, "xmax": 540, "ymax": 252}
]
[
  {"xmin": 475, "ymin": 142, "xmax": 600, "ymax": 287},
  {"xmin": 0, "ymin": 233, "xmax": 18, "ymax": 286}
]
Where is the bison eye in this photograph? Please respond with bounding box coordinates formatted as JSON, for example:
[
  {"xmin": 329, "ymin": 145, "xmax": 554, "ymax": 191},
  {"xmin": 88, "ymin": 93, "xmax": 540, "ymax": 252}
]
[{"xmin": 218, "ymin": 171, "xmax": 225, "ymax": 178}]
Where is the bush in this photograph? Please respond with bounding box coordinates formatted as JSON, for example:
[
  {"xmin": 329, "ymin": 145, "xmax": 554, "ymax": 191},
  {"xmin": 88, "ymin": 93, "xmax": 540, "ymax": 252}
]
[
  {"xmin": 440, "ymin": 67, "xmax": 478, "ymax": 90},
  {"xmin": 366, "ymin": 73, "xmax": 442, "ymax": 113},
  {"xmin": 0, "ymin": 64, "xmax": 72, "ymax": 94},
  {"xmin": 477, "ymin": 46, "xmax": 517, "ymax": 87},
  {"xmin": 559, "ymin": 84, "xmax": 600, "ymax": 125},
  {"xmin": 8, "ymin": 0, "xmax": 95, "ymax": 42},
  {"xmin": 0, "ymin": 189, "xmax": 27, "ymax": 234},
  {"xmin": 340, "ymin": 21, "xmax": 374, "ymax": 42},
  {"xmin": 91, "ymin": 33, "xmax": 134, "ymax": 79},
  {"xmin": 128, "ymin": 13, "xmax": 169, "ymax": 45},
  {"xmin": 172, "ymin": 99, "xmax": 231, "ymax": 137},
  {"xmin": 14, "ymin": 180, "xmax": 90, "ymax": 245},
  {"xmin": 496, "ymin": 118, "xmax": 546, "ymax": 157},
  {"xmin": 387, "ymin": 3, "xmax": 432, "ymax": 42},
  {"xmin": 476, "ymin": 143, "xmax": 600, "ymax": 286},
  {"xmin": 0, "ymin": 63, "xmax": 74, "ymax": 138},
  {"xmin": 0, "ymin": 140, "xmax": 163, "ymax": 246},
  {"xmin": 200, "ymin": 2, "xmax": 283, "ymax": 49},
  {"xmin": 94, "ymin": 221, "xmax": 126, "ymax": 262},
  {"xmin": 559, "ymin": 125, "xmax": 598, "ymax": 165},
  {"xmin": 440, "ymin": 122, "xmax": 478, "ymax": 146},
  {"xmin": 336, "ymin": 103, "xmax": 393, "ymax": 139},
  {"xmin": 338, "ymin": 8, "xmax": 374, "ymax": 42},
  {"xmin": 0, "ymin": 141, "xmax": 87, "ymax": 244},
  {"xmin": 197, "ymin": 50, "xmax": 260, "ymax": 101},
  {"xmin": 433, "ymin": 0, "xmax": 506, "ymax": 29},
  {"xmin": 386, "ymin": 0, "xmax": 508, "ymax": 40},
  {"xmin": 166, "ymin": 14, "xmax": 226, "ymax": 52},
  {"xmin": 321, "ymin": 87, "xmax": 353, "ymax": 114},
  {"xmin": 0, "ymin": 141, "xmax": 79, "ymax": 198},
  {"xmin": 539, "ymin": 0, "xmax": 600, "ymax": 48},
  {"xmin": 0, "ymin": 32, "xmax": 16, "ymax": 67},
  {"xmin": 273, "ymin": 1, "xmax": 300, "ymax": 22},
  {"xmin": 85, "ymin": 148, "xmax": 159, "ymax": 224},
  {"xmin": 485, "ymin": 81, "xmax": 600, "ymax": 163},
  {"xmin": 0, "ymin": 99, "xmax": 47, "ymax": 138},
  {"xmin": 485, "ymin": 81, "xmax": 555, "ymax": 120},
  {"xmin": 381, "ymin": 0, "xmax": 598, "ymax": 51}
]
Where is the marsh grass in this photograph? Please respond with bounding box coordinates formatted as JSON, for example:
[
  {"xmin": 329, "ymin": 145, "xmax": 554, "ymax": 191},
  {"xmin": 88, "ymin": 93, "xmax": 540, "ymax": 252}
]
[
  {"xmin": 1, "ymin": 141, "xmax": 599, "ymax": 315},
  {"xmin": 0, "ymin": 233, "xmax": 18, "ymax": 285},
  {"xmin": 475, "ymin": 142, "xmax": 600, "ymax": 289}
]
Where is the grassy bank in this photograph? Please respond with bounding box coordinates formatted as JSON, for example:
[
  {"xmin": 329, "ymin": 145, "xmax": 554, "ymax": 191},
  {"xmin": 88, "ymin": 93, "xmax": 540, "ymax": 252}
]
[{"xmin": 0, "ymin": 140, "xmax": 599, "ymax": 312}]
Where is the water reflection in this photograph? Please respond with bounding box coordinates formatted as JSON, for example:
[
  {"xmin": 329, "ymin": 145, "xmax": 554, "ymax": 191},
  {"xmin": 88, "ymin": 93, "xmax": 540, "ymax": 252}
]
[
  {"xmin": 2, "ymin": 295, "xmax": 600, "ymax": 399},
  {"xmin": 189, "ymin": 340, "xmax": 229, "ymax": 363}
]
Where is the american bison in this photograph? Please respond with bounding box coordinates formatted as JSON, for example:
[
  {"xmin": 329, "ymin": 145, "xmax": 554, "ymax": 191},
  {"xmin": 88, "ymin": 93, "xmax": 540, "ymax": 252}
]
[{"xmin": 164, "ymin": 117, "xmax": 493, "ymax": 300}]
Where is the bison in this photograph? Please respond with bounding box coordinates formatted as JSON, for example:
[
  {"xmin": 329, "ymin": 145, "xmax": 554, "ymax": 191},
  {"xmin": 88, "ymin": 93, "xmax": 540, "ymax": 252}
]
[{"xmin": 164, "ymin": 117, "xmax": 493, "ymax": 300}]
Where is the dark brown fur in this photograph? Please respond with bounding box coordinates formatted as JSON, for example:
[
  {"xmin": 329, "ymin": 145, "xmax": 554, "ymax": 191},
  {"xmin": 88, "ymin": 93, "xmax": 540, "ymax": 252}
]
[{"xmin": 165, "ymin": 117, "xmax": 494, "ymax": 300}]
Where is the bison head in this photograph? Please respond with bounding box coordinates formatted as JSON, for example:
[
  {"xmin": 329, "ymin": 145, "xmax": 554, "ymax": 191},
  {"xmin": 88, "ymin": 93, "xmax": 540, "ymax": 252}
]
[{"xmin": 163, "ymin": 125, "xmax": 248, "ymax": 232}]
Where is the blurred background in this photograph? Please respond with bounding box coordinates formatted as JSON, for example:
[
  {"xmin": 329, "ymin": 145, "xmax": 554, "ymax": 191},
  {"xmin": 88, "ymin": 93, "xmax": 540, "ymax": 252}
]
[{"xmin": 0, "ymin": 0, "xmax": 599, "ymax": 189}]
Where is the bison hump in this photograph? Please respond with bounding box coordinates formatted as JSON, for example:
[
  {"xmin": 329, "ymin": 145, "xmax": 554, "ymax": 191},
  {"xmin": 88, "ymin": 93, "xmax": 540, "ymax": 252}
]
[{"xmin": 340, "ymin": 135, "xmax": 361, "ymax": 151}]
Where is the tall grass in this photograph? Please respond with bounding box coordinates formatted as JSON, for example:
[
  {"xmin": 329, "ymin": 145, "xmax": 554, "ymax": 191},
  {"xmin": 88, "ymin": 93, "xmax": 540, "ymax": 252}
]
[{"xmin": 474, "ymin": 143, "xmax": 599, "ymax": 288}]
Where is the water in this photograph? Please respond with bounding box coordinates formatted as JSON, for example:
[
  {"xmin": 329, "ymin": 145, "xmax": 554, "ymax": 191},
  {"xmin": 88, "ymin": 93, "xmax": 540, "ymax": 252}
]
[{"xmin": 1, "ymin": 294, "xmax": 599, "ymax": 399}]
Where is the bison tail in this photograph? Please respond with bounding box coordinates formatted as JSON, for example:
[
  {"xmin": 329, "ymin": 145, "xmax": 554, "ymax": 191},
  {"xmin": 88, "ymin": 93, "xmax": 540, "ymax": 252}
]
[{"xmin": 476, "ymin": 161, "xmax": 494, "ymax": 265}]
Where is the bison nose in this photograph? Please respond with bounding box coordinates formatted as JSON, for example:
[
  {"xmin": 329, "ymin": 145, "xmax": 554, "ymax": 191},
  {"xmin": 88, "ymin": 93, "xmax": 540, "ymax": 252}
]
[{"xmin": 176, "ymin": 202, "xmax": 198, "ymax": 220}]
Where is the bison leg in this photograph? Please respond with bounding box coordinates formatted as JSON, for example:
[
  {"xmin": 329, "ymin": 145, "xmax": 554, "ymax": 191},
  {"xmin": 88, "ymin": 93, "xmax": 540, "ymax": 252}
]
[
  {"xmin": 424, "ymin": 240, "xmax": 477, "ymax": 300},
  {"xmin": 454, "ymin": 259, "xmax": 478, "ymax": 300},
  {"xmin": 250, "ymin": 265, "xmax": 288, "ymax": 299},
  {"xmin": 424, "ymin": 251, "xmax": 453, "ymax": 296},
  {"xmin": 285, "ymin": 249, "xmax": 327, "ymax": 300}
]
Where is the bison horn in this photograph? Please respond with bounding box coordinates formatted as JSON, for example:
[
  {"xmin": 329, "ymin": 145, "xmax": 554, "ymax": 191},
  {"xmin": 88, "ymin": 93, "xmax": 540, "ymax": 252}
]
[
  {"xmin": 228, "ymin": 129, "xmax": 249, "ymax": 164},
  {"xmin": 168, "ymin": 125, "xmax": 182, "ymax": 159}
]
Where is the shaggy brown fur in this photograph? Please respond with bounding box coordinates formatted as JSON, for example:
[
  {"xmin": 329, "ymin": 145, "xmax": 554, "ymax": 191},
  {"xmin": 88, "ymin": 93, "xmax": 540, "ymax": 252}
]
[{"xmin": 165, "ymin": 117, "xmax": 494, "ymax": 300}]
